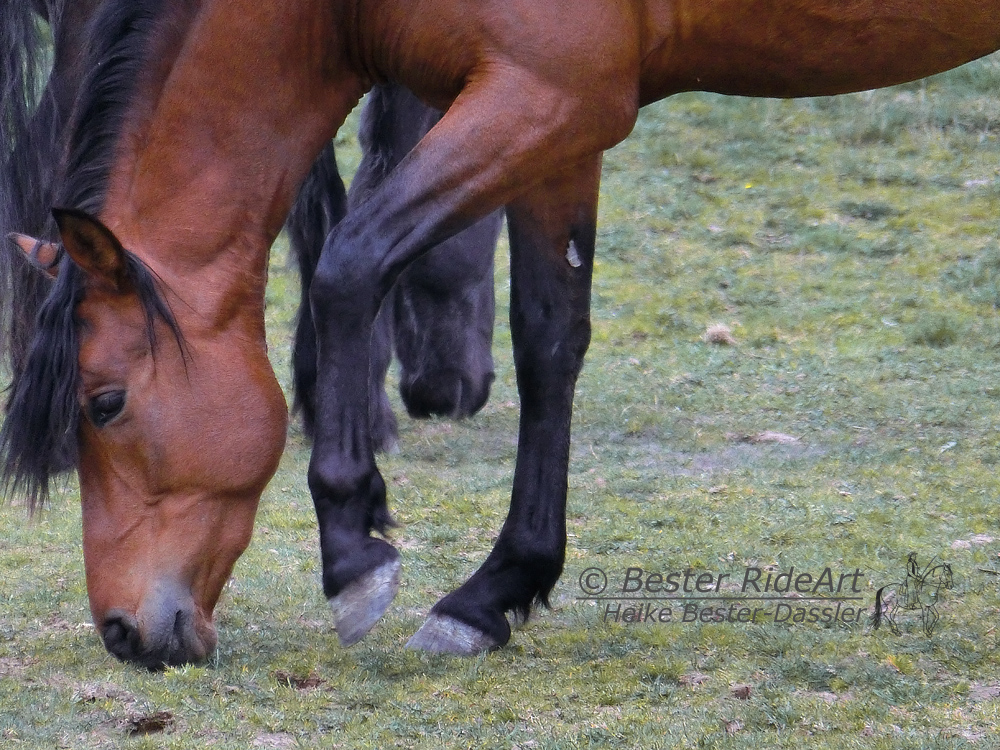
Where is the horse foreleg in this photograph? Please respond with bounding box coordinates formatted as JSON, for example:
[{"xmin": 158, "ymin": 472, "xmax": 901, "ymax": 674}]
[
  {"xmin": 408, "ymin": 155, "xmax": 602, "ymax": 653},
  {"xmin": 286, "ymin": 129, "xmax": 399, "ymax": 453},
  {"xmin": 307, "ymin": 65, "xmax": 635, "ymax": 648}
]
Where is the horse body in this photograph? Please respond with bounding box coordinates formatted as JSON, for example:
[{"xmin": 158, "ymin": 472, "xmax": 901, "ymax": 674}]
[
  {"xmin": 305, "ymin": 0, "xmax": 1000, "ymax": 652},
  {"xmin": 4, "ymin": 0, "xmax": 1000, "ymax": 665}
]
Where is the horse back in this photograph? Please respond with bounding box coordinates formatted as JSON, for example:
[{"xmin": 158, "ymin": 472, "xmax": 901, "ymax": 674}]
[{"xmin": 638, "ymin": 0, "xmax": 1000, "ymax": 101}]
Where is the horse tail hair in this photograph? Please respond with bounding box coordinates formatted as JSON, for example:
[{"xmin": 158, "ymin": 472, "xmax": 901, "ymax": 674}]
[
  {"xmin": 1, "ymin": 1, "xmax": 43, "ymax": 164},
  {"xmin": 1, "ymin": 0, "xmax": 61, "ymax": 385},
  {"xmin": 870, "ymin": 586, "xmax": 887, "ymax": 630},
  {"xmin": 286, "ymin": 142, "xmax": 346, "ymax": 290},
  {"xmin": 285, "ymin": 142, "xmax": 347, "ymax": 433},
  {"xmin": 353, "ymin": 84, "xmax": 397, "ymax": 195}
]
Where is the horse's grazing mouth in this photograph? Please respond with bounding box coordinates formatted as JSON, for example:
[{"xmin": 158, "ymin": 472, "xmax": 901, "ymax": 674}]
[{"xmin": 101, "ymin": 608, "xmax": 216, "ymax": 670}]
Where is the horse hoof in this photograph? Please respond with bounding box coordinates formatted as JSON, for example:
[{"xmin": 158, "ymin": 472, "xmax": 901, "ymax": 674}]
[
  {"xmin": 329, "ymin": 558, "xmax": 401, "ymax": 646},
  {"xmin": 405, "ymin": 614, "xmax": 500, "ymax": 655}
]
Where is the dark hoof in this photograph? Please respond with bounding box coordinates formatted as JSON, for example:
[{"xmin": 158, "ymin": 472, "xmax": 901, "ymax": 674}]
[
  {"xmin": 406, "ymin": 614, "xmax": 500, "ymax": 655},
  {"xmin": 329, "ymin": 558, "xmax": 401, "ymax": 646}
]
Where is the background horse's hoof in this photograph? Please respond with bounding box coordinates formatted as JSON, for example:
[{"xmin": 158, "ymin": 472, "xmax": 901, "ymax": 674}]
[
  {"xmin": 329, "ymin": 558, "xmax": 401, "ymax": 646},
  {"xmin": 405, "ymin": 614, "xmax": 500, "ymax": 655}
]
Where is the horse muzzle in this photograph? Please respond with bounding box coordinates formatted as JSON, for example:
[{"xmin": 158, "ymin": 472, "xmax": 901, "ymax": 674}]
[{"xmin": 99, "ymin": 583, "xmax": 217, "ymax": 669}]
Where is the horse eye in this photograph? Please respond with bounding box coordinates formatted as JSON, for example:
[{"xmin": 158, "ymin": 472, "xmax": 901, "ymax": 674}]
[{"xmin": 87, "ymin": 390, "xmax": 126, "ymax": 428}]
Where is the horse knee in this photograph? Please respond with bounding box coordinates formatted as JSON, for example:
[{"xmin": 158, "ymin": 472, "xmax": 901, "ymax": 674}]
[{"xmin": 309, "ymin": 236, "xmax": 378, "ymax": 323}]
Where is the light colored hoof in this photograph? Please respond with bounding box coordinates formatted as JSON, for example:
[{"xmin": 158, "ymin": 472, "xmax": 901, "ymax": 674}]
[
  {"xmin": 329, "ymin": 558, "xmax": 401, "ymax": 646},
  {"xmin": 406, "ymin": 614, "xmax": 499, "ymax": 655}
]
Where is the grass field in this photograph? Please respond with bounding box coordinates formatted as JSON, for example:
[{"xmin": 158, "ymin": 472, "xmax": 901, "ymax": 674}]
[{"xmin": 5, "ymin": 55, "xmax": 1000, "ymax": 748}]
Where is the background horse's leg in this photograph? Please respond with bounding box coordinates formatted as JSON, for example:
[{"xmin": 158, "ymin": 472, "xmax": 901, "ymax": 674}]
[{"xmin": 409, "ymin": 155, "xmax": 602, "ymax": 653}]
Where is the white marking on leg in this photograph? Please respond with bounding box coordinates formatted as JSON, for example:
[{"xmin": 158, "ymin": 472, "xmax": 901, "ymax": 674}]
[{"xmin": 566, "ymin": 240, "xmax": 582, "ymax": 267}]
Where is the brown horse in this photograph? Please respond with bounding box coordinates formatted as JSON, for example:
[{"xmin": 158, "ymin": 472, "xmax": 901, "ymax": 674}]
[
  {"xmin": 2, "ymin": 0, "xmax": 498, "ymax": 668},
  {"xmin": 4, "ymin": 0, "xmax": 1000, "ymax": 666}
]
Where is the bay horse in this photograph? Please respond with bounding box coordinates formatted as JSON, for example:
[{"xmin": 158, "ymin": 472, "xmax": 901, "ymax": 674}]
[
  {"xmin": 1, "ymin": 0, "xmax": 498, "ymax": 668},
  {"xmin": 3, "ymin": 0, "xmax": 1000, "ymax": 667}
]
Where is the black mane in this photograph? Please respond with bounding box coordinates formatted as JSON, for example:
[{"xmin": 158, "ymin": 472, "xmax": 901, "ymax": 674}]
[
  {"xmin": 1, "ymin": 0, "xmax": 59, "ymax": 384},
  {"xmin": 58, "ymin": 0, "xmax": 169, "ymax": 214},
  {"xmin": 1, "ymin": 0, "xmax": 187, "ymax": 509}
]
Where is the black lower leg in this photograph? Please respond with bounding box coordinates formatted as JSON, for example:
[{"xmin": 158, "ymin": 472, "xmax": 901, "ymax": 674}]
[
  {"xmin": 307, "ymin": 217, "xmax": 400, "ymax": 608},
  {"xmin": 423, "ymin": 158, "xmax": 601, "ymax": 647}
]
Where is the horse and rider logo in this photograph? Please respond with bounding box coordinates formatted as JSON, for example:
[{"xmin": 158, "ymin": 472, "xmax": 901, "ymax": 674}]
[{"xmin": 870, "ymin": 553, "xmax": 954, "ymax": 636}]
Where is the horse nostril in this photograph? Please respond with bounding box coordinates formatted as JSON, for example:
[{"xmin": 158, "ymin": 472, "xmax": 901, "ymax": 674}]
[
  {"xmin": 97, "ymin": 599, "xmax": 213, "ymax": 669},
  {"xmin": 101, "ymin": 611, "xmax": 143, "ymax": 664}
]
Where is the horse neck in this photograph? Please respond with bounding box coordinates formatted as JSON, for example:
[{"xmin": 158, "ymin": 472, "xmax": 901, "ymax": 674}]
[{"xmin": 100, "ymin": 0, "xmax": 365, "ymax": 339}]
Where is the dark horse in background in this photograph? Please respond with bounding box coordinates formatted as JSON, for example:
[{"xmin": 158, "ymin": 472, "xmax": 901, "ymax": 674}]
[
  {"xmin": 1, "ymin": 0, "xmax": 500, "ymax": 454},
  {"xmin": 3, "ymin": 0, "xmax": 1000, "ymax": 668}
]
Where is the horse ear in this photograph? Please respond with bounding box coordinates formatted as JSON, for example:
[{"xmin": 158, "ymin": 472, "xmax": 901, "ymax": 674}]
[
  {"xmin": 52, "ymin": 207, "xmax": 130, "ymax": 290},
  {"xmin": 7, "ymin": 233, "xmax": 61, "ymax": 278}
]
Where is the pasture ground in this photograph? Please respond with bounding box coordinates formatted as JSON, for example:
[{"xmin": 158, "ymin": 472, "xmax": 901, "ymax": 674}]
[{"xmin": 4, "ymin": 56, "xmax": 1000, "ymax": 748}]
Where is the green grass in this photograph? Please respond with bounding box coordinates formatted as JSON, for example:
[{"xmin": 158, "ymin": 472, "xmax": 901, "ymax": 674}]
[{"xmin": 6, "ymin": 56, "xmax": 1000, "ymax": 748}]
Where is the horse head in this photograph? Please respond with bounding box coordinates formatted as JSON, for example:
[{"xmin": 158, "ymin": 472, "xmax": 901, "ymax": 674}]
[{"xmin": 3, "ymin": 209, "xmax": 287, "ymax": 668}]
